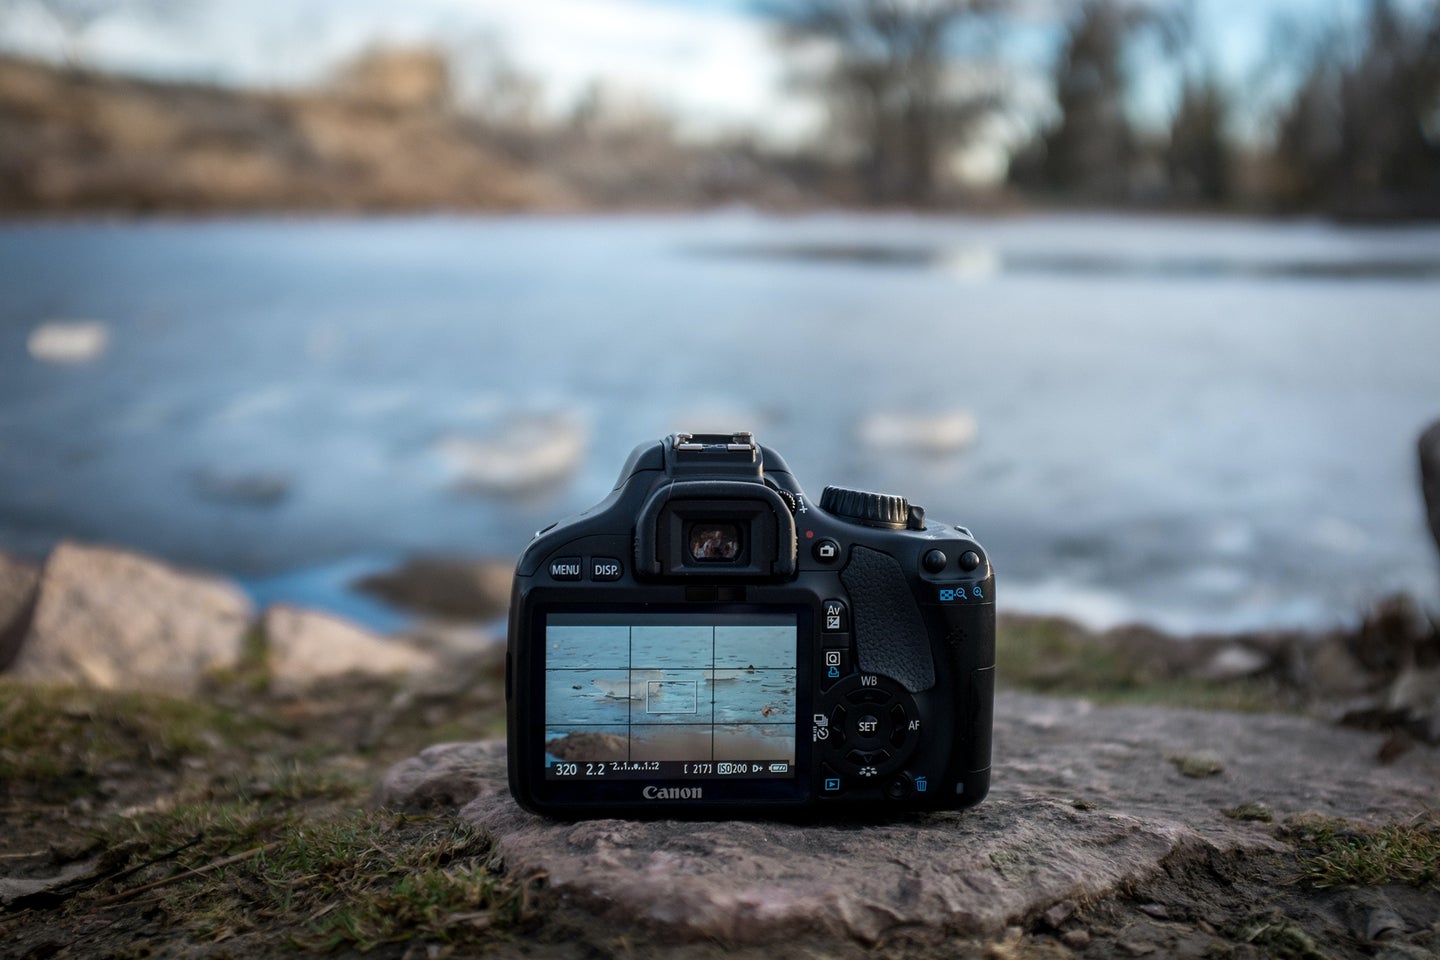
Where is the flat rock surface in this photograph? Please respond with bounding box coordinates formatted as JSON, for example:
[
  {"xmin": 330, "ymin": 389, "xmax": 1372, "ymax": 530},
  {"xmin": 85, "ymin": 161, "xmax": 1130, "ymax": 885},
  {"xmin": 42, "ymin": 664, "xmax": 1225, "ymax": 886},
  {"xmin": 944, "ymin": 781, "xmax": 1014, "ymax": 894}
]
[
  {"xmin": 379, "ymin": 693, "xmax": 1440, "ymax": 944},
  {"xmin": 9, "ymin": 541, "xmax": 251, "ymax": 694},
  {"xmin": 0, "ymin": 550, "xmax": 40, "ymax": 670},
  {"xmin": 263, "ymin": 604, "xmax": 439, "ymax": 695}
]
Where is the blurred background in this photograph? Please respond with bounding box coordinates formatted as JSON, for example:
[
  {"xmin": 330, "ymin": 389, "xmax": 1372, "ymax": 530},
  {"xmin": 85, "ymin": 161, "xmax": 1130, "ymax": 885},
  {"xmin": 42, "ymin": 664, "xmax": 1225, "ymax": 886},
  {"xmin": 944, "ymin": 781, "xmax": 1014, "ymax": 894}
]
[{"xmin": 1, "ymin": 0, "xmax": 1438, "ymax": 637}]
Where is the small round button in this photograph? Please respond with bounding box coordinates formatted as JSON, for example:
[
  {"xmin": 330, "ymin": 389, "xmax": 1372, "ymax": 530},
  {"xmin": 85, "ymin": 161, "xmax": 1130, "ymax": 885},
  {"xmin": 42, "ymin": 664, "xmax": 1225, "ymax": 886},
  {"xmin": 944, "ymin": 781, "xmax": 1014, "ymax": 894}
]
[
  {"xmin": 852, "ymin": 712, "xmax": 886, "ymax": 744},
  {"xmin": 813, "ymin": 539, "xmax": 842, "ymax": 564},
  {"xmin": 885, "ymin": 775, "xmax": 912, "ymax": 800},
  {"xmin": 959, "ymin": 550, "xmax": 981, "ymax": 572},
  {"xmin": 922, "ymin": 549, "xmax": 947, "ymax": 573}
]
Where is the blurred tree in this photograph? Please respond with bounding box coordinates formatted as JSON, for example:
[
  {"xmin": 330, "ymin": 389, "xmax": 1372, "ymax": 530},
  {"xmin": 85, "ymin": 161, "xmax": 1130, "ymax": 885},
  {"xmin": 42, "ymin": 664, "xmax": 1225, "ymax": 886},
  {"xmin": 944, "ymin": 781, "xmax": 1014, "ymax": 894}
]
[
  {"xmin": 765, "ymin": 0, "xmax": 1003, "ymax": 205},
  {"xmin": 1, "ymin": 0, "xmax": 179, "ymax": 68},
  {"xmin": 1271, "ymin": 0, "xmax": 1440, "ymax": 217},
  {"xmin": 1270, "ymin": 41, "xmax": 1343, "ymax": 210},
  {"xmin": 1156, "ymin": 1, "xmax": 1234, "ymax": 206},
  {"xmin": 1027, "ymin": 0, "xmax": 1150, "ymax": 203},
  {"xmin": 1164, "ymin": 77, "xmax": 1231, "ymax": 205},
  {"xmin": 456, "ymin": 33, "xmax": 545, "ymax": 134}
]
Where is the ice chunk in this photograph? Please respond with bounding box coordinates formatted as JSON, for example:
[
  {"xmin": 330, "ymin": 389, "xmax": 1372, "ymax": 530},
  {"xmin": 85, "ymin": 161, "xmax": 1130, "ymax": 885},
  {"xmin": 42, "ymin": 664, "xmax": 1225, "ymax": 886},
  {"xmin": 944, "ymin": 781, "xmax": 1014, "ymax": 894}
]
[
  {"xmin": 436, "ymin": 413, "xmax": 586, "ymax": 495},
  {"xmin": 856, "ymin": 410, "xmax": 977, "ymax": 455},
  {"xmin": 27, "ymin": 320, "xmax": 109, "ymax": 365}
]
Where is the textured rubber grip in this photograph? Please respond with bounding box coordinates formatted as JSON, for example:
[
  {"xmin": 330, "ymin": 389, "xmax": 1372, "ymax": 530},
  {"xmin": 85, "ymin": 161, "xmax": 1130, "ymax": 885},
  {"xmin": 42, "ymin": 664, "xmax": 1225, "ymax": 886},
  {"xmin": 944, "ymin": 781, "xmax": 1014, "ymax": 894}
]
[{"xmin": 840, "ymin": 545, "xmax": 936, "ymax": 693}]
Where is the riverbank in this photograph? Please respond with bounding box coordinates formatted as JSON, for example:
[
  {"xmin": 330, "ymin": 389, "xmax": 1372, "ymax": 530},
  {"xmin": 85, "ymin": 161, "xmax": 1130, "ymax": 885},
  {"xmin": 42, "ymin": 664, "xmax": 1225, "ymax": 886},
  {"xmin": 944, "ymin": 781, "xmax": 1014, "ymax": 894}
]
[
  {"xmin": 0, "ymin": 55, "xmax": 814, "ymax": 217},
  {"xmin": 2, "ymin": 630, "xmax": 1437, "ymax": 958},
  {"xmin": 3, "ymin": 540, "xmax": 1438, "ymax": 957}
]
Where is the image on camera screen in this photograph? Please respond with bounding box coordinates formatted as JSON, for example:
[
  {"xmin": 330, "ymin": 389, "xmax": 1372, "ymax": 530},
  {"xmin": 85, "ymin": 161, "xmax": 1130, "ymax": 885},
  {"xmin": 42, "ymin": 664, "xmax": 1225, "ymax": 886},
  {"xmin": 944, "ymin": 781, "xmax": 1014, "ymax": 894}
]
[{"xmin": 543, "ymin": 612, "xmax": 797, "ymax": 780}]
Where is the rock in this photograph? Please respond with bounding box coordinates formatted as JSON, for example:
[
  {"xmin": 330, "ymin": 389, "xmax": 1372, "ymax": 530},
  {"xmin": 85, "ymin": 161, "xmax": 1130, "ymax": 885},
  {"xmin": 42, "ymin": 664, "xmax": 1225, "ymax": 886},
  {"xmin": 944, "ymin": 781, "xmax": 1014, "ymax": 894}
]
[
  {"xmin": 1168, "ymin": 752, "xmax": 1224, "ymax": 778},
  {"xmin": 191, "ymin": 468, "xmax": 291, "ymax": 507},
  {"xmin": 10, "ymin": 542, "xmax": 250, "ymax": 694},
  {"xmin": 1308, "ymin": 634, "xmax": 1375, "ymax": 698},
  {"xmin": 377, "ymin": 740, "xmax": 508, "ymax": 812},
  {"xmin": 0, "ymin": 858, "xmax": 101, "ymax": 908},
  {"xmin": 545, "ymin": 732, "xmax": 629, "ymax": 762},
  {"xmin": 353, "ymin": 556, "xmax": 513, "ymax": 621},
  {"xmin": 1365, "ymin": 904, "xmax": 1406, "ymax": 941},
  {"xmin": 378, "ymin": 693, "xmax": 1440, "ymax": 945},
  {"xmin": 1386, "ymin": 666, "xmax": 1440, "ymax": 743},
  {"xmin": 1420, "ymin": 419, "xmax": 1440, "ymax": 561},
  {"xmin": 0, "ymin": 550, "xmax": 41, "ymax": 671},
  {"xmin": 263, "ymin": 605, "xmax": 439, "ymax": 695},
  {"xmin": 1195, "ymin": 644, "xmax": 1269, "ymax": 681},
  {"xmin": 401, "ymin": 621, "xmax": 504, "ymax": 664},
  {"xmin": 1041, "ymin": 899, "xmax": 1077, "ymax": 928}
]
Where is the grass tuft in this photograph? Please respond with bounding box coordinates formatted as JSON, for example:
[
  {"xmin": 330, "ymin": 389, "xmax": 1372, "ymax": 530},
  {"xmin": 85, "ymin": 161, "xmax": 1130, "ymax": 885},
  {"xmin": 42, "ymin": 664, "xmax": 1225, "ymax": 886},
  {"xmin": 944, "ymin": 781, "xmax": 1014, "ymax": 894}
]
[
  {"xmin": 0, "ymin": 678, "xmax": 259, "ymax": 785},
  {"xmin": 1284, "ymin": 811, "xmax": 1440, "ymax": 889},
  {"xmin": 997, "ymin": 616, "xmax": 1280, "ymax": 712}
]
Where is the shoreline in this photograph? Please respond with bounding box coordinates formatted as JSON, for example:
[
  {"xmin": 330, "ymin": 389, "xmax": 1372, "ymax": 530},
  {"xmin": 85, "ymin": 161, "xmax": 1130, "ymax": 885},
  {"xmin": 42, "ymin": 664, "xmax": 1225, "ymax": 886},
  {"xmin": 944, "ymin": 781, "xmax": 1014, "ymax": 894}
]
[
  {"xmin": 0, "ymin": 534, "xmax": 1426, "ymax": 640},
  {"xmin": 5, "ymin": 539, "xmax": 1437, "ymax": 750}
]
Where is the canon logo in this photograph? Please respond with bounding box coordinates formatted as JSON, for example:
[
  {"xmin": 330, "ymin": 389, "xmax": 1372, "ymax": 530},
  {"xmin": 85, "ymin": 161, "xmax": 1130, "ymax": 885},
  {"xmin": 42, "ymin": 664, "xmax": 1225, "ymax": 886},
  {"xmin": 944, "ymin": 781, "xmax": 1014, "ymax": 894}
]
[{"xmin": 642, "ymin": 785, "xmax": 702, "ymax": 800}]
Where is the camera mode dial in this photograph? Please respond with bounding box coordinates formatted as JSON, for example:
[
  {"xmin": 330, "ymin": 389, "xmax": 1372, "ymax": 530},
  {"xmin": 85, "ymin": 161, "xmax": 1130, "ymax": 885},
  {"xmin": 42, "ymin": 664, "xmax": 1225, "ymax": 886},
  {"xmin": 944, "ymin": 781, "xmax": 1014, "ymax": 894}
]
[{"xmin": 820, "ymin": 485, "xmax": 924, "ymax": 530}]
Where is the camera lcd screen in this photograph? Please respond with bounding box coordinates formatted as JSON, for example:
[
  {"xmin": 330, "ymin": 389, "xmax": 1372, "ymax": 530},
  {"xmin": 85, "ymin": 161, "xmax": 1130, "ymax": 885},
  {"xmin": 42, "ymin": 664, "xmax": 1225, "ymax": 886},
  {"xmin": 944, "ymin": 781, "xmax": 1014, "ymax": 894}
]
[{"xmin": 543, "ymin": 611, "xmax": 797, "ymax": 781}]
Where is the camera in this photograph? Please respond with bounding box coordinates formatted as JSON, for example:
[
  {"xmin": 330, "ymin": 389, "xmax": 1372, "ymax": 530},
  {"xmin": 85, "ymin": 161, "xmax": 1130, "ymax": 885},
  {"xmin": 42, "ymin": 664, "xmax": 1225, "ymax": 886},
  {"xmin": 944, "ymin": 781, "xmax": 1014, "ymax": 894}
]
[{"xmin": 506, "ymin": 432, "xmax": 994, "ymax": 818}]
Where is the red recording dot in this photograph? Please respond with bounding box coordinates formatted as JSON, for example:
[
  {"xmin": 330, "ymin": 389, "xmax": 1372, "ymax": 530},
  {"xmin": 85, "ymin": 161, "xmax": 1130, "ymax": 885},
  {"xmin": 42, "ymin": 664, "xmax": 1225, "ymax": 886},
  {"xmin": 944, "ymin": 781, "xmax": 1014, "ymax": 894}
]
[{"xmin": 805, "ymin": 530, "xmax": 815, "ymax": 539}]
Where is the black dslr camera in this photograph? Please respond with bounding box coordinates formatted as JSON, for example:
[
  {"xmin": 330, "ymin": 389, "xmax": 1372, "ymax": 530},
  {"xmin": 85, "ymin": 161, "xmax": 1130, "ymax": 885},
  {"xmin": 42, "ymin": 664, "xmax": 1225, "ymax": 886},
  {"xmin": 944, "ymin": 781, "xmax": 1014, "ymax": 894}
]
[{"xmin": 506, "ymin": 432, "xmax": 994, "ymax": 818}]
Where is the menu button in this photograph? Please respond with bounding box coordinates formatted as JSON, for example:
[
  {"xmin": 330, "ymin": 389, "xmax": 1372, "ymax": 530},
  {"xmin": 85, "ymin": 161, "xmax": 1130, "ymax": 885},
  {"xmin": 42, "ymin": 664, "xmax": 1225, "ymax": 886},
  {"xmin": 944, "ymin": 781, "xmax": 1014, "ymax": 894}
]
[{"xmin": 550, "ymin": 557, "xmax": 583, "ymax": 581}]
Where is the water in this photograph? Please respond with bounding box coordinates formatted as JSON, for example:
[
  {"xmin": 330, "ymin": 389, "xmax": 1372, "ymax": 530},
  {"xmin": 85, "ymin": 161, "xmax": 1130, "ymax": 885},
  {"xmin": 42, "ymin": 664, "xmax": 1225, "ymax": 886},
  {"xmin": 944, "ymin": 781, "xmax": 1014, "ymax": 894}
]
[
  {"xmin": 1, "ymin": 212, "xmax": 1438, "ymax": 635},
  {"xmin": 543, "ymin": 613, "xmax": 797, "ymax": 766}
]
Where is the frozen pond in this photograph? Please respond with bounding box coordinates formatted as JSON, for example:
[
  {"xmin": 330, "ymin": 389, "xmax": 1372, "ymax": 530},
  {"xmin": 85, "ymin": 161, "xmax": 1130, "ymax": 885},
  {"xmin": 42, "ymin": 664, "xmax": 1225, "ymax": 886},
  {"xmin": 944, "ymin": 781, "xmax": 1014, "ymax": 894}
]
[{"xmin": 1, "ymin": 212, "xmax": 1438, "ymax": 634}]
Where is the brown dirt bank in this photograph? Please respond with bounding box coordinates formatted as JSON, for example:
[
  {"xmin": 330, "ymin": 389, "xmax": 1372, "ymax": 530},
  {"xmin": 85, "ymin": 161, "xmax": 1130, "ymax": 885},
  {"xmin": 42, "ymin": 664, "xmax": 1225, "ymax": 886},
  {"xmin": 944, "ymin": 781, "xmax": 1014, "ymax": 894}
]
[{"xmin": 0, "ymin": 56, "xmax": 819, "ymax": 217}]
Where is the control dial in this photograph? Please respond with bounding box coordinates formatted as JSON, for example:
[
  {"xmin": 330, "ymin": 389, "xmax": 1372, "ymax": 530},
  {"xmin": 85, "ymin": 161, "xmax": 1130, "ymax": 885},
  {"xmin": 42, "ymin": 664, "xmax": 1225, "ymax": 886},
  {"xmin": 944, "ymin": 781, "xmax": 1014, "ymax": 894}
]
[
  {"xmin": 820, "ymin": 485, "xmax": 918, "ymax": 529},
  {"xmin": 818, "ymin": 673, "xmax": 922, "ymax": 779}
]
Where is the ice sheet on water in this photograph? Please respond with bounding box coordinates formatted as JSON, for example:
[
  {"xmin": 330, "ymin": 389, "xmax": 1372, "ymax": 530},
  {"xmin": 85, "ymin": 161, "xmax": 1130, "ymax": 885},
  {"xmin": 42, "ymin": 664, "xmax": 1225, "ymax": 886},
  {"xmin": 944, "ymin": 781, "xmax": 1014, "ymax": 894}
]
[
  {"xmin": 433, "ymin": 411, "xmax": 588, "ymax": 496},
  {"xmin": 27, "ymin": 320, "xmax": 109, "ymax": 365}
]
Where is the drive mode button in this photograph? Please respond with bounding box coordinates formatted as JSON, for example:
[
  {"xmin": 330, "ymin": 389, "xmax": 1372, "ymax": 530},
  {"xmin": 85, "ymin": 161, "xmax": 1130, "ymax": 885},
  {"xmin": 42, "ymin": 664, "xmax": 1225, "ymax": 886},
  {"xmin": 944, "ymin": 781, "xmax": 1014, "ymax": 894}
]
[
  {"xmin": 591, "ymin": 557, "xmax": 623, "ymax": 581},
  {"xmin": 549, "ymin": 557, "xmax": 583, "ymax": 581}
]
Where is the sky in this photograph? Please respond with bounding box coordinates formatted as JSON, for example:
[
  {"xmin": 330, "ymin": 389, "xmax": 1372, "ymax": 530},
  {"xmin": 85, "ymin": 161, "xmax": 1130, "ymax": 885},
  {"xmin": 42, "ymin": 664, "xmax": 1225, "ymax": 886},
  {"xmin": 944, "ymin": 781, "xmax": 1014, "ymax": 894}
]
[{"xmin": 0, "ymin": 0, "xmax": 1378, "ymax": 153}]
